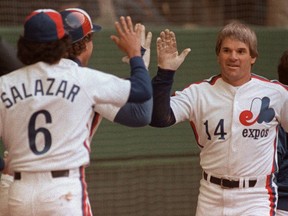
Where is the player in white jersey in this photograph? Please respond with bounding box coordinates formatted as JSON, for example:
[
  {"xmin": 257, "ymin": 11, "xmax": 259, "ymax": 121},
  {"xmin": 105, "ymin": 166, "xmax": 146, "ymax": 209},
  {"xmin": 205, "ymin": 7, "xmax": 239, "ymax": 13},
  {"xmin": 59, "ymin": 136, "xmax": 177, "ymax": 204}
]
[
  {"xmin": 60, "ymin": 8, "xmax": 152, "ymax": 130},
  {"xmin": 150, "ymin": 22, "xmax": 288, "ymax": 215},
  {"xmin": 0, "ymin": 9, "xmax": 152, "ymax": 216},
  {"xmin": 0, "ymin": 8, "xmax": 153, "ymax": 216}
]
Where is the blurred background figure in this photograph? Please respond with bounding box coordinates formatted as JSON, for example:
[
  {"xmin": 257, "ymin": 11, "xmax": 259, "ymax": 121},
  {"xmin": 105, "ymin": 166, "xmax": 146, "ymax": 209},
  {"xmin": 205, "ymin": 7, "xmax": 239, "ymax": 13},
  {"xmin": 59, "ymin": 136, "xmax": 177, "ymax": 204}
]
[{"xmin": 0, "ymin": 36, "xmax": 23, "ymax": 76}]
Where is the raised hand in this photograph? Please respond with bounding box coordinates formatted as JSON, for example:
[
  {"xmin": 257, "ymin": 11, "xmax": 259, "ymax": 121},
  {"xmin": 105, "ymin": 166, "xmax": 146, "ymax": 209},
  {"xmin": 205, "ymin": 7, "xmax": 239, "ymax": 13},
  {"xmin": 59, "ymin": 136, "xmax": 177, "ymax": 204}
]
[
  {"xmin": 141, "ymin": 25, "xmax": 152, "ymax": 69},
  {"xmin": 157, "ymin": 29, "xmax": 191, "ymax": 71},
  {"xmin": 111, "ymin": 16, "xmax": 142, "ymax": 59},
  {"xmin": 122, "ymin": 24, "xmax": 152, "ymax": 69}
]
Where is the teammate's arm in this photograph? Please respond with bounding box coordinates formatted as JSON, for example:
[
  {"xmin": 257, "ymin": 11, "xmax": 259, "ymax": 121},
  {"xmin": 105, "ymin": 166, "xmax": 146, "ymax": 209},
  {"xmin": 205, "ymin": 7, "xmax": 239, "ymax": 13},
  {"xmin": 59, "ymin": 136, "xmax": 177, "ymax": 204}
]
[
  {"xmin": 150, "ymin": 29, "xmax": 190, "ymax": 127},
  {"xmin": 150, "ymin": 68, "xmax": 176, "ymax": 127},
  {"xmin": 111, "ymin": 16, "xmax": 152, "ymax": 103},
  {"xmin": 127, "ymin": 56, "xmax": 152, "ymax": 102},
  {"xmin": 115, "ymin": 25, "xmax": 152, "ymax": 127},
  {"xmin": 114, "ymin": 98, "xmax": 152, "ymax": 127}
]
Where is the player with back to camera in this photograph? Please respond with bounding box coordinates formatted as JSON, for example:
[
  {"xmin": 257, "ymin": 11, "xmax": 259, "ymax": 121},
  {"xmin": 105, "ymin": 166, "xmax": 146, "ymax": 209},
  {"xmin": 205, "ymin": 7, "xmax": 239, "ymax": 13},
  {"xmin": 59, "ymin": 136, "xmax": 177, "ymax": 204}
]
[
  {"xmin": 0, "ymin": 9, "xmax": 152, "ymax": 216},
  {"xmin": 150, "ymin": 22, "xmax": 288, "ymax": 215},
  {"xmin": 0, "ymin": 8, "xmax": 153, "ymax": 216},
  {"xmin": 60, "ymin": 8, "xmax": 153, "ymax": 128},
  {"xmin": 275, "ymin": 50, "xmax": 288, "ymax": 216}
]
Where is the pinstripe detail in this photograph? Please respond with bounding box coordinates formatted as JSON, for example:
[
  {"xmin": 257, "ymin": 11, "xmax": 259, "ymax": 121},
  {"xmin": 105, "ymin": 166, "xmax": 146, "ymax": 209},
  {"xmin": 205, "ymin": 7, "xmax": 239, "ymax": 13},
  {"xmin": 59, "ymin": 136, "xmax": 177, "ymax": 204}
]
[
  {"xmin": 90, "ymin": 112, "xmax": 101, "ymax": 137},
  {"xmin": 80, "ymin": 167, "xmax": 93, "ymax": 216},
  {"xmin": 266, "ymin": 129, "xmax": 278, "ymax": 216},
  {"xmin": 189, "ymin": 120, "xmax": 203, "ymax": 148},
  {"xmin": 266, "ymin": 175, "xmax": 277, "ymax": 216}
]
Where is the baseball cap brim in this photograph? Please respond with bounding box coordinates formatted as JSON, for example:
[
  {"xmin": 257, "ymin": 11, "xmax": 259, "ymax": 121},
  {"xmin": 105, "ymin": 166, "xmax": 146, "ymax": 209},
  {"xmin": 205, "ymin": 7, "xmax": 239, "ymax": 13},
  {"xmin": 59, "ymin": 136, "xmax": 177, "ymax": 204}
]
[{"xmin": 92, "ymin": 24, "xmax": 102, "ymax": 32}]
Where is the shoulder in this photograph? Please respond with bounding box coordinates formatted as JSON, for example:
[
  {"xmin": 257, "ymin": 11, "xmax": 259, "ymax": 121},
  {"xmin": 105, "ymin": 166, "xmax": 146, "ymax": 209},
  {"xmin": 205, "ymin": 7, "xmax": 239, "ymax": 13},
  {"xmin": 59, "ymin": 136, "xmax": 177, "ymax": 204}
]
[
  {"xmin": 251, "ymin": 74, "xmax": 288, "ymax": 92},
  {"xmin": 184, "ymin": 75, "xmax": 221, "ymax": 88}
]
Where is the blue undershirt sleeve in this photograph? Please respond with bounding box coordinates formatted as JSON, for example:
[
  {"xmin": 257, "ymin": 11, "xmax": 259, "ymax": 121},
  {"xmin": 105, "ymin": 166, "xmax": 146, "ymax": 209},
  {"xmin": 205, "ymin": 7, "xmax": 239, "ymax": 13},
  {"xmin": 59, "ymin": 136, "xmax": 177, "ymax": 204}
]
[
  {"xmin": 150, "ymin": 67, "xmax": 176, "ymax": 127},
  {"xmin": 127, "ymin": 56, "xmax": 152, "ymax": 103},
  {"xmin": 114, "ymin": 98, "xmax": 152, "ymax": 127}
]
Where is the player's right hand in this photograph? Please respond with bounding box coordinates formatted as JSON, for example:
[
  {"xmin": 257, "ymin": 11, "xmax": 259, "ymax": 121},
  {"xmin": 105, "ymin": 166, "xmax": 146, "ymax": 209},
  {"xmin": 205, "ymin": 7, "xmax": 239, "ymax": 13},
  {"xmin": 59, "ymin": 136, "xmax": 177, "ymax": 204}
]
[
  {"xmin": 157, "ymin": 29, "xmax": 191, "ymax": 71},
  {"xmin": 111, "ymin": 16, "xmax": 142, "ymax": 59}
]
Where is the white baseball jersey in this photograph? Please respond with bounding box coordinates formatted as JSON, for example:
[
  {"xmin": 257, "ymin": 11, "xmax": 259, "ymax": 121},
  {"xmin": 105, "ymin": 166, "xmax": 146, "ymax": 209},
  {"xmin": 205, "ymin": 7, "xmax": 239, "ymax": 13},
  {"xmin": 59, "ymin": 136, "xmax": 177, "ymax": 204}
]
[
  {"xmin": 170, "ymin": 74, "xmax": 288, "ymax": 178},
  {"xmin": 0, "ymin": 58, "xmax": 131, "ymax": 172}
]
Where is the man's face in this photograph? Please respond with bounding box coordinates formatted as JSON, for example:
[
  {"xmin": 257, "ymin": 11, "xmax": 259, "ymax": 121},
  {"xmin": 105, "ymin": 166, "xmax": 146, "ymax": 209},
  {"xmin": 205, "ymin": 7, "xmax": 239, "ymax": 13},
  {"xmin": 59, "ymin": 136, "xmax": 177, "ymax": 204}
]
[{"xmin": 217, "ymin": 37, "xmax": 256, "ymax": 86}]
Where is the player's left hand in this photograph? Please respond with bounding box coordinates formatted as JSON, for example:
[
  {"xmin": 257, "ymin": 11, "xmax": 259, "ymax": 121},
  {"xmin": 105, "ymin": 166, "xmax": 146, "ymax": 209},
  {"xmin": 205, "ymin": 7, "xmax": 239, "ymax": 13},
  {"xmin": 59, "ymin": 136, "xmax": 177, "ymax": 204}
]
[
  {"xmin": 157, "ymin": 29, "xmax": 191, "ymax": 71},
  {"xmin": 122, "ymin": 24, "xmax": 152, "ymax": 69}
]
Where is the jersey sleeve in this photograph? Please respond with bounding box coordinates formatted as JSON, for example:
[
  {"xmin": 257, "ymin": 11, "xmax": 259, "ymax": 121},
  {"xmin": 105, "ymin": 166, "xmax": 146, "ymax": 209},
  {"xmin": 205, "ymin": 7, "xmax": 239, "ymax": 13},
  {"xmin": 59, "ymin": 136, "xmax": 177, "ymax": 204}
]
[
  {"xmin": 80, "ymin": 67, "xmax": 132, "ymax": 107},
  {"xmin": 94, "ymin": 103, "xmax": 120, "ymax": 122},
  {"xmin": 80, "ymin": 56, "xmax": 151, "ymax": 108},
  {"xmin": 170, "ymin": 87, "xmax": 195, "ymax": 123},
  {"xmin": 114, "ymin": 98, "xmax": 152, "ymax": 127}
]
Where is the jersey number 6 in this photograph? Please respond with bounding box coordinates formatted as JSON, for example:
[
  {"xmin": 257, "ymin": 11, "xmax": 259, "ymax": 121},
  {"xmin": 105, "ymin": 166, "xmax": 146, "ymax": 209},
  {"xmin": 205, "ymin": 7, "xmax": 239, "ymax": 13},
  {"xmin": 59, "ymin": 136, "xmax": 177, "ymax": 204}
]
[{"xmin": 28, "ymin": 110, "xmax": 52, "ymax": 155}]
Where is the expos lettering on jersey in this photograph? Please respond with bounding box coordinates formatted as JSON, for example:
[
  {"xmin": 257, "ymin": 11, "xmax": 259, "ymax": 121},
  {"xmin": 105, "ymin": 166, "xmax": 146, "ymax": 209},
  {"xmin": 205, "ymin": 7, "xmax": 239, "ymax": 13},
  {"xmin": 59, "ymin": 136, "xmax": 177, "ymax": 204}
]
[{"xmin": 240, "ymin": 96, "xmax": 275, "ymax": 139}]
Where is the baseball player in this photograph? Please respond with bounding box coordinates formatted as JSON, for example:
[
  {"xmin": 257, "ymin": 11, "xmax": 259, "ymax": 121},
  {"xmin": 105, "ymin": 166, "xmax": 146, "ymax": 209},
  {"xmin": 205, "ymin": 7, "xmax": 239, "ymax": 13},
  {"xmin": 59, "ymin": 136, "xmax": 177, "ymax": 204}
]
[
  {"xmin": 0, "ymin": 36, "xmax": 24, "ymax": 76},
  {"xmin": 275, "ymin": 50, "xmax": 288, "ymax": 216},
  {"xmin": 0, "ymin": 9, "xmax": 152, "ymax": 216},
  {"xmin": 0, "ymin": 9, "xmax": 153, "ymax": 216},
  {"xmin": 60, "ymin": 8, "xmax": 153, "ymax": 128},
  {"xmin": 150, "ymin": 23, "xmax": 288, "ymax": 215}
]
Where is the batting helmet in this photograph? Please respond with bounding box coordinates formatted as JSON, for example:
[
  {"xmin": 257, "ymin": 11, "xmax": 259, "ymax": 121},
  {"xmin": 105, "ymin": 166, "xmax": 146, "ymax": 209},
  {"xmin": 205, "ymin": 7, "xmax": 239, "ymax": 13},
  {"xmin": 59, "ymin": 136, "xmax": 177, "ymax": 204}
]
[{"xmin": 60, "ymin": 8, "xmax": 102, "ymax": 43}]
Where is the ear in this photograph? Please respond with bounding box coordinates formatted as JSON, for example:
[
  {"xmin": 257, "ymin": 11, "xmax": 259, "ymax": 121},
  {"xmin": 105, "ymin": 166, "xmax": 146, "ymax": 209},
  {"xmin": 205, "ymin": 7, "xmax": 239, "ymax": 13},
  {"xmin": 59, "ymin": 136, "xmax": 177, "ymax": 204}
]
[{"xmin": 251, "ymin": 56, "xmax": 257, "ymax": 65}]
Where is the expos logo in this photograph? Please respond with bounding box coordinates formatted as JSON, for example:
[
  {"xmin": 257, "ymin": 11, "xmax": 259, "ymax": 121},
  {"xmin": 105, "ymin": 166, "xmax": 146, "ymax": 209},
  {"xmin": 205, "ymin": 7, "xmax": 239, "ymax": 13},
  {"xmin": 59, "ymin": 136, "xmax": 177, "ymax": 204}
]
[{"xmin": 239, "ymin": 97, "xmax": 275, "ymax": 139}]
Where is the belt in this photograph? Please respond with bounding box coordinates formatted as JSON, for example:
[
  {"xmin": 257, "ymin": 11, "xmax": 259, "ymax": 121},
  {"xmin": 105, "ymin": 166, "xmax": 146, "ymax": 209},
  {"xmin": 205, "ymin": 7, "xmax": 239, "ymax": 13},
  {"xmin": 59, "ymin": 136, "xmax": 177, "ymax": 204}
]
[
  {"xmin": 203, "ymin": 171, "xmax": 257, "ymax": 189},
  {"xmin": 14, "ymin": 170, "xmax": 69, "ymax": 180}
]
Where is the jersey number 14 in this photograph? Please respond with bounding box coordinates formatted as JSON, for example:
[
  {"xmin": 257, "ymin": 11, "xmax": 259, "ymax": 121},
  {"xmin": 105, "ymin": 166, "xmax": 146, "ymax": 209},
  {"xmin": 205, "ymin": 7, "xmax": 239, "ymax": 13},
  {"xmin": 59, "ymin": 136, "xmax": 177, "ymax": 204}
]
[{"xmin": 204, "ymin": 119, "xmax": 227, "ymax": 140}]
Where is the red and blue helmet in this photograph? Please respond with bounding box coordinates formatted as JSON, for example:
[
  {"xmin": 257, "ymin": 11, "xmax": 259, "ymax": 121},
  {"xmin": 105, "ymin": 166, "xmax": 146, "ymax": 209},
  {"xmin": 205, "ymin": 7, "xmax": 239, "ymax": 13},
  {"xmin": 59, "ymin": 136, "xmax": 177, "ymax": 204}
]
[{"xmin": 60, "ymin": 8, "xmax": 102, "ymax": 43}]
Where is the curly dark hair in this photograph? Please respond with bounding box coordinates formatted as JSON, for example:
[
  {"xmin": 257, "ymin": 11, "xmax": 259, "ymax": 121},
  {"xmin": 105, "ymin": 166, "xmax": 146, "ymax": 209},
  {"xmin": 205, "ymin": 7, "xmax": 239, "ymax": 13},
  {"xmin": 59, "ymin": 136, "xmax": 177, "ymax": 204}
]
[
  {"xmin": 278, "ymin": 50, "xmax": 288, "ymax": 85},
  {"xmin": 67, "ymin": 33, "xmax": 93, "ymax": 59},
  {"xmin": 17, "ymin": 35, "xmax": 71, "ymax": 65}
]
